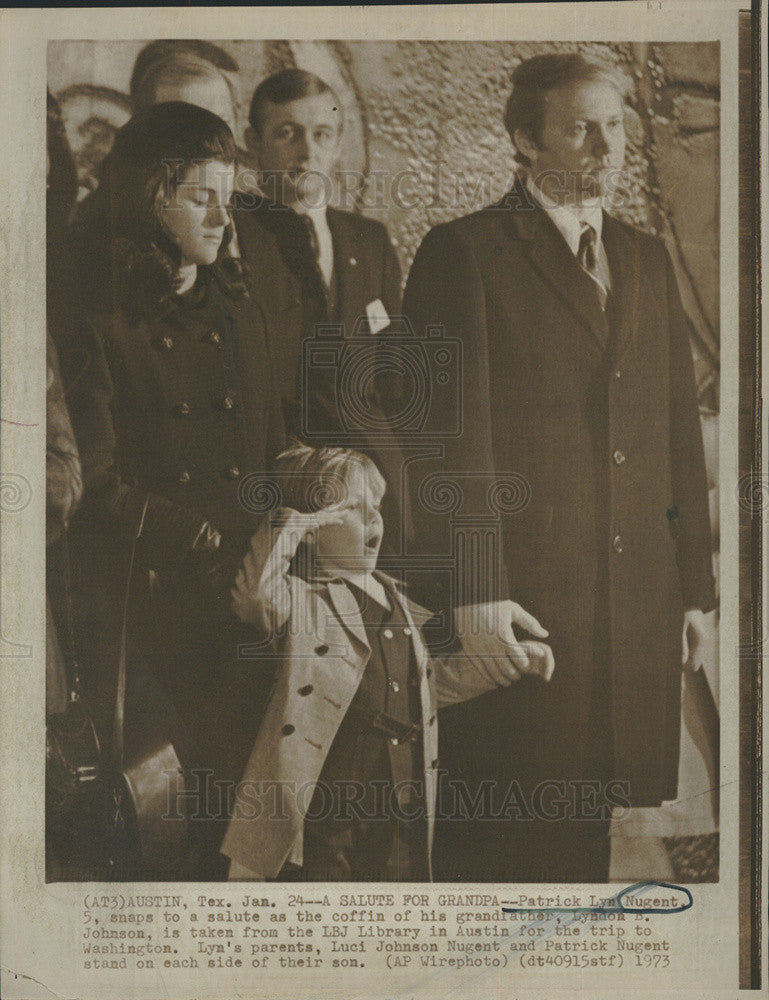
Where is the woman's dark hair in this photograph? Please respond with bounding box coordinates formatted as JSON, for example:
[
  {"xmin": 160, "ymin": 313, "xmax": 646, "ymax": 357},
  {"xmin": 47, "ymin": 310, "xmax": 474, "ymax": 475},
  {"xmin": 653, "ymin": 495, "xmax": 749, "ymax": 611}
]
[
  {"xmin": 76, "ymin": 101, "xmax": 247, "ymax": 320},
  {"xmin": 504, "ymin": 53, "xmax": 628, "ymax": 167},
  {"xmin": 248, "ymin": 68, "xmax": 342, "ymax": 136}
]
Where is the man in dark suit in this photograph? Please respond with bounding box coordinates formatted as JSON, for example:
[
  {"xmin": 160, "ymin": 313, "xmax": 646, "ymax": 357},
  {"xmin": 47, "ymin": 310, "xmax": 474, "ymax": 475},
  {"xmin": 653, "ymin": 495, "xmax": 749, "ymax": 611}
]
[
  {"xmin": 236, "ymin": 68, "xmax": 407, "ymax": 555},
  {"xmin": 400, "ymin": 53, "xmax": 717, "ymax": 882}
]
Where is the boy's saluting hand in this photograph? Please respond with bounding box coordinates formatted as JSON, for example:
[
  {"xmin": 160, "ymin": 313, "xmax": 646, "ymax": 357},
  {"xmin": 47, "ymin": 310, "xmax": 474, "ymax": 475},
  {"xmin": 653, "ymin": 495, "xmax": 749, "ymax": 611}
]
[{"xmin": 231, "ymin": 507, "xmax": 345, "ymax": 628}]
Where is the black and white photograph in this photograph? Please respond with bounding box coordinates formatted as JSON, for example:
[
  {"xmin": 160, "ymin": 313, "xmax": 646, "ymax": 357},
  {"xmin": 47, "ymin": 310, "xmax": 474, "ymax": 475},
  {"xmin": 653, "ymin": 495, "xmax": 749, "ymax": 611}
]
[{"xmin": 44, "ymin": 35, "xmax": 721, "ymax": 887}]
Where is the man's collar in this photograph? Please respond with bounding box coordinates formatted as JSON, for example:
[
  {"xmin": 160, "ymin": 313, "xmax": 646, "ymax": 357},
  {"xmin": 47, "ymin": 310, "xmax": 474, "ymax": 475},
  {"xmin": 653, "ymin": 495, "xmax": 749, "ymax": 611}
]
[
  {"xmin": 525, "ymin": 174, "xmax": 603, "ymax": 255},
  {"xmin": 292, "ymin": 202, "xmax": 328, "ymax": 223}
]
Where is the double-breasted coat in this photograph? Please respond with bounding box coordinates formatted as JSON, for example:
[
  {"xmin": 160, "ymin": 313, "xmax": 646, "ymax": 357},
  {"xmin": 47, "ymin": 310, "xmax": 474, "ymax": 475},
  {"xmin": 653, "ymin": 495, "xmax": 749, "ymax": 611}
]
[
  {"xmin": 220, "ymin": 514, "xmax": 518, "ymax": 879},
  {"xmin": 400, "ymin": 179, "xmax": 716, "ymax": 815},
  {"xmin": 63, "ymin": 270, "xmax": 286, "ymax": 788}
]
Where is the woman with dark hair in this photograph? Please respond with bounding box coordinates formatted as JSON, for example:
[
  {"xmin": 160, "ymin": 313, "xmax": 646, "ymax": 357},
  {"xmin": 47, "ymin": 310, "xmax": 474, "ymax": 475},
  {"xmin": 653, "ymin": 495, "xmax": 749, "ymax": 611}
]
[{"xmin": 64, "ymin": 102, "xmax": 285, "ymax": 878}]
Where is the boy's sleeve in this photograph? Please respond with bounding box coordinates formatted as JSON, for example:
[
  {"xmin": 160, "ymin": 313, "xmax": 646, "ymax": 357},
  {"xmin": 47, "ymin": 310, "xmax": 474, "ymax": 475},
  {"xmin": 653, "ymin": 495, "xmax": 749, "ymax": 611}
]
[
  {"xmin": 231, "ymin": 511, "xmax": 304, "ymax": 637},
  {"xmin": 432, "ymin": 649, "xmax": 516, "ymax": 708},
  {"xmin": 428, "ymin": 602, "xmax": 554, "ymax": 706}
]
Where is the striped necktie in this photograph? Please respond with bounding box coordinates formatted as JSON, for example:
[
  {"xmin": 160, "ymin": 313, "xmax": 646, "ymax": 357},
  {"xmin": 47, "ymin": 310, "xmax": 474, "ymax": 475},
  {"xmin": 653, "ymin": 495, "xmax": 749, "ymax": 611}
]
[{"xmin": 577, "ymin": 223, "xmax": 608, "ymax": 311}]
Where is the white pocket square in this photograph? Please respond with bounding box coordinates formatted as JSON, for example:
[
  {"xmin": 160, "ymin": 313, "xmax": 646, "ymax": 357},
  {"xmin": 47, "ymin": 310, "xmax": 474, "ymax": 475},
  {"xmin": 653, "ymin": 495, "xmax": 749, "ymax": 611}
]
[{"xmin": 365, "ymin": 299, "xmax": 390, "ymax": 335}]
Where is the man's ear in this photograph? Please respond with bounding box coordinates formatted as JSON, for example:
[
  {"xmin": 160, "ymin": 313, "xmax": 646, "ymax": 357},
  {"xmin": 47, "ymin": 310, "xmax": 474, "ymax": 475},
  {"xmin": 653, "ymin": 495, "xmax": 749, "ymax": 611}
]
[
  {"xmin": 244, "ymin": 125, "xmax": 260, "ymax": 159},
  {"xmin": 513, "ymin": 128, "xmax": 539, "ymax": 166}
]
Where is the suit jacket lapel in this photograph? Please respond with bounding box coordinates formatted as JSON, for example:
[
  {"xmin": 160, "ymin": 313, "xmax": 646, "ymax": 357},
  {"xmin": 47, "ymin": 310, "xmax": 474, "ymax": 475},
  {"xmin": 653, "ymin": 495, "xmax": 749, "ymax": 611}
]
[
  {"xmin": 503, "ymin": 182, "xmax": 610, "ymax": 350},
  {"xmin": 374, "ymin": 571, "xmax": 435, "ymax": 627},
  {"xmin": 327, "ymin": 209, "xmax": 366, "ymax": 332},
  {"xmin": 601, "ymin": 212, "xmax": 641, "ymax": 362},
  {"xmin": 234, "ymin": 210, "xmax": 285, "ymax": 328}
]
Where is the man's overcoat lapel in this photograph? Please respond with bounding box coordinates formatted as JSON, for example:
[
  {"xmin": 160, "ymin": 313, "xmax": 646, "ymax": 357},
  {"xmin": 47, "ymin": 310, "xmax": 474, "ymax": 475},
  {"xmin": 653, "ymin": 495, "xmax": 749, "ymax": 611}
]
[
  {"xmin": 601, "ymin": 211, "xmax": 643, "ymax": 362},
  {"xmin": 501, "ymin": 183, "xmax": 610, "ymax": 351}
]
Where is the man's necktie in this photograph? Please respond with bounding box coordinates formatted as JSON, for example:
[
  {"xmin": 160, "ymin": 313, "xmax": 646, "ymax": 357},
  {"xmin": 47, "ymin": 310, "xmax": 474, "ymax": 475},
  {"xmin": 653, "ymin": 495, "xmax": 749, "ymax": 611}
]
[
  {"xmin": 577, "ymin": 223, "xmax": 608, "ymax": 311},
  {"xmin": 300, "ymin": 213, "xmax": 321, "ymax": 267},
  {"xmin": 300, "ymin": 213, "xmax": 334, "ymax": 315}
]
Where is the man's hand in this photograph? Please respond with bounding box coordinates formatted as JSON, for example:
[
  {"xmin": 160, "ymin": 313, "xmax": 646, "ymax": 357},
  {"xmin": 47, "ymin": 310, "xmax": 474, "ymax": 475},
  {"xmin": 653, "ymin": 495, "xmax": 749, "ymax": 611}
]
[
  {"xmin": 681, "ymin": 608, "xmax": 716, "ymax": 674},
  {"xmin": 453, "ymin": 600, "xmax": 554, "ymax": 683}
]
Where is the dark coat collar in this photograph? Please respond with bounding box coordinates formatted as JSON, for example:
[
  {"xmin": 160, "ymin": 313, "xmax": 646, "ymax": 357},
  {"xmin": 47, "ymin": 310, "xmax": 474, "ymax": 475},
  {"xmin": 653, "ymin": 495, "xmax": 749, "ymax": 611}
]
[
  {"xmin": 495, "ymin": 177, "xmax": 641, "ymax": 358},
  {"xmin": 497, "ymin": 178, "xmax": 608, "ymax": 347}
]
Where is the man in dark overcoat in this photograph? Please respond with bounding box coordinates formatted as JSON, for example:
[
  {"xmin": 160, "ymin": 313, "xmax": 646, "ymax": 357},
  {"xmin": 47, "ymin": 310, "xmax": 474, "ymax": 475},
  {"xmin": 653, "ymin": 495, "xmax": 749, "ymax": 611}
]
[{"xmin": 400, "ymin": 53, "xmax": 717, "ymax": 882}]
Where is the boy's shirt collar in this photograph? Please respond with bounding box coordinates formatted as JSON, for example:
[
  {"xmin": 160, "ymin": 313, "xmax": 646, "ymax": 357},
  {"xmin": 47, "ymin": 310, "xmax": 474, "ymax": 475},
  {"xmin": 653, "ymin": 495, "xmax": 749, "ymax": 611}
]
[
  {"xmin": 306, "ymin": 568, "xmax": 391, "ymax": 609},
  {"xmin": 304, "ymin": 568, "xmax": 435, "ymax": 626}
]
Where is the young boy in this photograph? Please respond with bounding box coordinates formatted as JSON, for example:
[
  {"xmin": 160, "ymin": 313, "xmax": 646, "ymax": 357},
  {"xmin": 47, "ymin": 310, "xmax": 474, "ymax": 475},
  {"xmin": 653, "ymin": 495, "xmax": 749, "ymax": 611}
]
[{"xmin": 222, "ymin": 443, "xmax": 553, "ymax": 881}]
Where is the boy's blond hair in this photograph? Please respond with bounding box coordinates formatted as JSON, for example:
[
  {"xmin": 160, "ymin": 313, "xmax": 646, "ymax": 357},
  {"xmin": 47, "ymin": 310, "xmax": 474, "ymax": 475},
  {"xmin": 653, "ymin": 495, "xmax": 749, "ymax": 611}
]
[{"xmin": 273, "ymin": 441, "xmax": 385, "ymax": 513}]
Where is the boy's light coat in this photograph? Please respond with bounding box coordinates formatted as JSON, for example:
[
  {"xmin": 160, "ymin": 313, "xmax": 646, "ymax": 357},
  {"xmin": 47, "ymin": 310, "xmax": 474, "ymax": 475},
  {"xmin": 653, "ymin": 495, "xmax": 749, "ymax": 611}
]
[{"xmin": 221, "ymin": 517, "xmax": 511, "ymax": 879}]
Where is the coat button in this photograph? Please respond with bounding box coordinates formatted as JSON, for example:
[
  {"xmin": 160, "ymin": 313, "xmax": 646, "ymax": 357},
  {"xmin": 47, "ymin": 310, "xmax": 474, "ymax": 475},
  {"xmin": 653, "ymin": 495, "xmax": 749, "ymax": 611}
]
[
  {"xmin": 612, "ymin": 534, "xmax": 624, "ymax": 553},
  {"xmin": 281, "ymin": 724, "xmax": 295, "ymax": 736},
  {"xmin": 204, "ymin": 329, "xmax": 222, "ymax": 346},
  {"xmin": 298, "ymin": 685, "xmax": 314, "ymax": 696},
  {"xmin": 383, "ymin": 628, "xmax": 394, "ymax": 639},
  {"xmin": 315, "ymin": 644, "xmax": 329, "ymax": 656},
  {"xmin": 224, "ymin": 465, "xmax": 240, "ymax": 480},
  {"xmin": 155, "ymin": 335, "xmax": 174, "ymax": 351},
  {"xmin": 403, "ymin": 627, "xmax": 412, "ymax": 636},
  {"xmin": 612, "ymin": 449, "xmax": 626, "ymax": 465},
  {"xmin": 389, "ymin": 737, "xmax": 399, "ymax": 746},
  {"xmin": 613, "ymin": 369, "xmax": 622, "ymax": 380},
  {"xmin": 178, "ymin": 471, "xmax": 191, "ymax": 485},
  {"xmin": 172, "ymin": 402, "xmax": 191, "ymax": 418},
  {"xmin": 389, "ymin": 680, "xmax": 400, "ymax": 693},
  {"xmin": 214, "ymin": 393, "xmax": 237, "ymax": 412}
]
